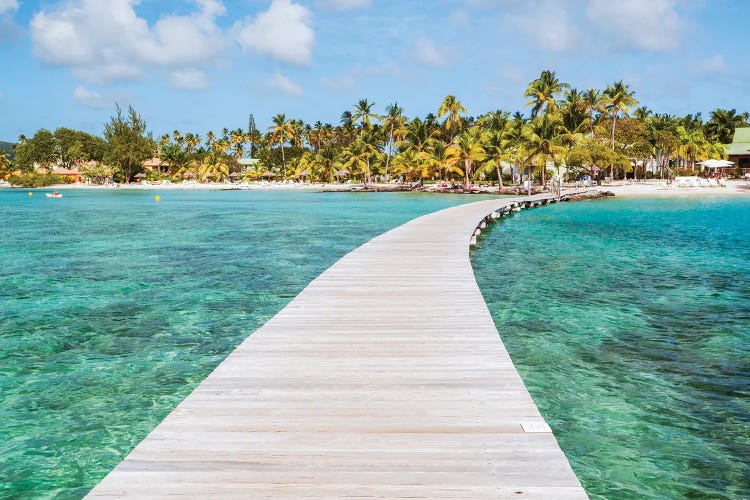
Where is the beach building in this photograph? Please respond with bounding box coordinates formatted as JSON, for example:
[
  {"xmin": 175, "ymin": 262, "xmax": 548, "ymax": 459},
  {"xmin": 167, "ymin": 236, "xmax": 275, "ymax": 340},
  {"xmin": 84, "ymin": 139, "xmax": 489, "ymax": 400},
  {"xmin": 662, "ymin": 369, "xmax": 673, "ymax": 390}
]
[
  {"xmin": 141, "ymin": 157, "xmax": 169, "ymax": 173},
  {"xmin": 727, "ymin": 127, "xmax": 750, "ymax": 175},
  {"xmin": 238, "ymin": 157, "xmax": 259, "ymax": 174},
  {"xmin": 52, "ymin": 166, "xmax": 81, "ymax": 182}
]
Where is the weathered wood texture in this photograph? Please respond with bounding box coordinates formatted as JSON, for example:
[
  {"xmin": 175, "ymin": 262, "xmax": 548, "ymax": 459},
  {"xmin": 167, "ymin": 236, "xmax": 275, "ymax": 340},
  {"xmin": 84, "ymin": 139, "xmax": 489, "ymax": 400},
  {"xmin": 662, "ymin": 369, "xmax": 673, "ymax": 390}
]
[{"xmin": 88, "ymin": 196, "xmax": 588, "ymax": 499}]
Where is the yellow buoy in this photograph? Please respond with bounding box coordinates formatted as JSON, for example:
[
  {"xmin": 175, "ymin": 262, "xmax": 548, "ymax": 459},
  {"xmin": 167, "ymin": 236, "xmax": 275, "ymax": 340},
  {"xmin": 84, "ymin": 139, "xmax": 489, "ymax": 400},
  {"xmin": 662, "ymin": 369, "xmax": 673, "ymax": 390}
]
[
  {"xmin": 28, "ymin": 192, "xmax": 33, "ymax": 196},
  {"xmin": 154, "ymin": 195, "xmax": 161, "ymax": 201}
]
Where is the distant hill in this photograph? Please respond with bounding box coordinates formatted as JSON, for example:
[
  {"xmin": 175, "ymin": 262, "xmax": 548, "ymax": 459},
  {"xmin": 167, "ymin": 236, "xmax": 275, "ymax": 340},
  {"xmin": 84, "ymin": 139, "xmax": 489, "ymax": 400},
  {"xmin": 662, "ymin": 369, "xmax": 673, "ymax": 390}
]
[{"xmin": 1, "ymin": 140, "xmax": 15, "ymax": 160}]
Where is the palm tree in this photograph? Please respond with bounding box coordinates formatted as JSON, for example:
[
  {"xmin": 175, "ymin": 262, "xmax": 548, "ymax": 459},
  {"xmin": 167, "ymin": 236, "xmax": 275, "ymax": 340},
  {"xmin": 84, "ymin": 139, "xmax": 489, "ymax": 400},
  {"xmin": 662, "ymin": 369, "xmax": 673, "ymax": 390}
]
[
  {"xmin": 391, "ymin": 149, "xmax": 422, "ymax": 182},
  {"xmin": 381, "ymin": 103, "xmax": 406, "ymax": 181},
  {"xmin": 230, "ymin": 129, "xmax": 245, "ymax": 159},
  {"xmin": 704, "ymin": 108, "xmax": 749, "ymax": 144},
  {"xmin": 205, "ymin": 130, "xmax": 216, "ymax": 149},
  {"xmin": 450, "ymin": 126, "xmax": 486, "ymax": 185},
  {"xmin": 310, "ymin": 148, "xmax": 340, "ymax": 183},
  {"xmin": 524, "ymin": 70, "xmax": 568, "ymax": 118},
  {"xmin": 520, "ymin": 113, "xmax": 566, "ymax": 190},
  {"xmin": 438, "ymin": 95, "xmax": 467, "ymax": 143},
  {"xmin": 352, "ymin": 99, "xmax": 381, "ymax": 133},
  {"xmin": 268, "ymin": 113, "xmax": 295, "ymax": 180},
  {"xmin": 199, "ymin": 150, "xmax": 230, "ymax": 182},
  {"xmin": 560, "ymin": 88, "xmax": 588, "ymax": 133},
  {"xmin": 603, "ymin": 81, "xmax": 638, "ymax": 180},
  {"xmin": 340, "ymin": 136, "xmax": 379, "ymax": 184},
  {"xmin": 420, "ymin": 139, "xmax": 460, "ymax": 181},
  {"xmin": 172, "ymin": 130, "xmax": 184, "ymax": 147},
  {"xmin": 583, "ymin": 88, "xmax": 606, "ymax": 134},
  {"xmin": 478, "ymin": 130, "xmax": 509, "ymax": 187}
]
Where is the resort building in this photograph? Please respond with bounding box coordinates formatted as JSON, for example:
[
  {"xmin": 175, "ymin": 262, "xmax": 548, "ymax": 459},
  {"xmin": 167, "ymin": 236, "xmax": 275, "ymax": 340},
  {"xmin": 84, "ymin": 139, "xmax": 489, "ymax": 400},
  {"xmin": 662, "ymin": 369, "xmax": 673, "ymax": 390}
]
[
  {"xmin": 141, "ymin": 157, "xmax": 170, "ymax": 173},
  {"xmin": 52, "ymin": 166, "xmax": 81, "ymax": 182},
  {"xmin": 728, "ymin": 127, "xmax": 750, "ymax": 175}
]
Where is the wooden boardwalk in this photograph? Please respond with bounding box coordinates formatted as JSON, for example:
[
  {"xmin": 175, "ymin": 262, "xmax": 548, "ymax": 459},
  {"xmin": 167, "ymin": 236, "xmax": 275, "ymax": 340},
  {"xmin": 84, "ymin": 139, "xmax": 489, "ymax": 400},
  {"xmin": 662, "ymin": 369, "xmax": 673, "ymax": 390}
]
[{"xmin": 88, "ymin": 195, "xmax": 588, "ymax": 499}]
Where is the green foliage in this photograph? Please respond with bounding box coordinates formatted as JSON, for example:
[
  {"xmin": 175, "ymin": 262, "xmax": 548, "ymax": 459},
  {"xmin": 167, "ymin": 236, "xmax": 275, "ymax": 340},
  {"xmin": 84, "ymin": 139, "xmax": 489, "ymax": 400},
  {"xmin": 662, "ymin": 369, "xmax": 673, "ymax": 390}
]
[
  {"xmin": 13, "ymin": 129, "xmax": 56, "ymax": 171},
  {"xmin": 79, "ymin": 163, "xmax": 116, "ymax": 184},
  {"xmin": 54, "ymin": 128, "xmax": 106, "ymax": 167},
  {"xmin": 103, "ymin": 105, "xmax": 154, "ymax": 183},
  {"xmin": 8, "ymin": 172, "xmax": 64, "ymax": 187}
]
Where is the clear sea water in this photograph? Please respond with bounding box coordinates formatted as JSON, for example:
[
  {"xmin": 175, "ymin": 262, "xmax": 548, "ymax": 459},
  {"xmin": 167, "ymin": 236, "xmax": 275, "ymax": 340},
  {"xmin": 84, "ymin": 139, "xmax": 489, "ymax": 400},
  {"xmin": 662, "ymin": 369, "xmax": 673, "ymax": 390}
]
[
  {"xmin": 472, "ymin": 196, "xmax": 750, "ymax": 499},
  {"xmin": 0, "ymin": 189, "xmax": 490, "ymax": 499},
  {"xmin": 2, "ymin": 190, "xmax": 748, "ymax": 499}
]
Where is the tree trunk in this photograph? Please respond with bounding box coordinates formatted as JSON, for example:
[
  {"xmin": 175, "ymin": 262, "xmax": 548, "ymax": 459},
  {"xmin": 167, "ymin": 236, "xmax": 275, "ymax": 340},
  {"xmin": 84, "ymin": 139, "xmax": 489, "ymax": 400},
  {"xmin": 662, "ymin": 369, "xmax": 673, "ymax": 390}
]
[
  {"xmin": 281, "ymin": 142, "xmax": 286, "ymax": 181},
  {"xmin": 527, "ymin": 165, "xmax": 532, "ymax": 196},
  {"xmin": 464, "ymin": 159, "xmax": 470, "ymax": 185},
  {"xmin": 496, "ymin": 163, "xmax": 503, "ymax": 188},
  {"xmin": 610, "ymin": 113, "xmax": 617, "ymax": 182}
]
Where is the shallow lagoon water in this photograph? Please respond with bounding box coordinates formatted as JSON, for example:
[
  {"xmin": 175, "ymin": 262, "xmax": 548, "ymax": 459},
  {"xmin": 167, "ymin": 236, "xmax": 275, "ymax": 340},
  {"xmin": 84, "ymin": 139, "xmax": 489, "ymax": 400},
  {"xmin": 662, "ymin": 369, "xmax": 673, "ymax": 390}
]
[
  {"xmin": 472, "ymin": 196, "xmax": 750, "ymax": 499},
  {"xmin": 0, "ymin": 189, "xmax": 489, "ymax": 498},
  {"xmin": 2, "ymin": 190, "xmax": 749, "ymax": 499}
]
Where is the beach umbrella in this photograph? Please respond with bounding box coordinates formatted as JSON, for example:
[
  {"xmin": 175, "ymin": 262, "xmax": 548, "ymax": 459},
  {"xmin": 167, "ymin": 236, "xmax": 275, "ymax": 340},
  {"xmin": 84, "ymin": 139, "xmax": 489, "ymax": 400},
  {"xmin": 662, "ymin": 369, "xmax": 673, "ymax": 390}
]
[
  {"xmin": 699, "ymin": 159, "xmax": 734, "ymax": 168},
  {"xmin": 229, "ymin": 172, "xmax": 239, "ymax": 178},
  {"xmin": 134, "ymin": 173, "xmax": 147, "ymax": 178},
  {"xmin": 334, "ymin": 169, "xmax": 349, "ymax": 178}
]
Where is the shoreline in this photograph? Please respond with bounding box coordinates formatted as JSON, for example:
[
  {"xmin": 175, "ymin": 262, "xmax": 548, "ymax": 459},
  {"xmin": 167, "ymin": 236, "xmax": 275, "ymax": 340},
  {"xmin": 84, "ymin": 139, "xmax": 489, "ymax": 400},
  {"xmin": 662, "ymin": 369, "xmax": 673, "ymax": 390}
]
[{"xmin": 4, "ymin": 179, "xmax": 750, "ymax": 197}]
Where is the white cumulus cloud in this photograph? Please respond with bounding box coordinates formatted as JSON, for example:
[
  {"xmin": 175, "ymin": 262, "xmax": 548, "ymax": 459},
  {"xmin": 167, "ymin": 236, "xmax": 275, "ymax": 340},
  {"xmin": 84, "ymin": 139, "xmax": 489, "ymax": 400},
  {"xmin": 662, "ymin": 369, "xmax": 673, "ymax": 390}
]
[
  {"xmin": 268, "ymin": 71, "xmax": 303, "ymax": 96},
  {"xmin": 410, "ymin": 37, "xmax": 448, "ymax": 67},
  {"xmin": 586, "ymin": 0, "xmax": 684, "ymax": 51},
  {"xmin": 0, "ymin": 0, "xmax": 18, "ymax": 13},
  {"xmin": 692, "ymin": 55, "xmax": 726, "ymax": 74},
  {"xmin": 170, "ymin": 69, "xmax": 210, "ymax": 90},
  {"xmin": 317, "ymin": 0, "xmax": 371, "ymax": 10},
  {"xmin": 30, "ymin": 0, "xmax": 227, "ymax": 85},
  {"xmin": 73, "ymin": 85, "xmax": 107, "ymax": 108},
  {"xmin": 235, "ymin": 0, "xmax": 314, "ymax": 66}
]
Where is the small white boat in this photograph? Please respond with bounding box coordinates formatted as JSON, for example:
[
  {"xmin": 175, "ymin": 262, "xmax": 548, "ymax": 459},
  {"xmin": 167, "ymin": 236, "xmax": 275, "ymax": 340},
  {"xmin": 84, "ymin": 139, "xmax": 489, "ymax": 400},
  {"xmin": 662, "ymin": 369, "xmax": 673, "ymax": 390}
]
[{"xmin": 46, "ymin": 192, "xmax": 63, "ymax": 198}]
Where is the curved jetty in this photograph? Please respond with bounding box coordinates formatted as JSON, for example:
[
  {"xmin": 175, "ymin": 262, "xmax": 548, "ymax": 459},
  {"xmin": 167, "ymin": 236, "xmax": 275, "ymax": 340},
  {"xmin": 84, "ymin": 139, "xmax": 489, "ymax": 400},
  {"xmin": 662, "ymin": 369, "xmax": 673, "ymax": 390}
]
[{"xmin": 88, "ymin": 194, "xmax": 588, "ymax": 499}]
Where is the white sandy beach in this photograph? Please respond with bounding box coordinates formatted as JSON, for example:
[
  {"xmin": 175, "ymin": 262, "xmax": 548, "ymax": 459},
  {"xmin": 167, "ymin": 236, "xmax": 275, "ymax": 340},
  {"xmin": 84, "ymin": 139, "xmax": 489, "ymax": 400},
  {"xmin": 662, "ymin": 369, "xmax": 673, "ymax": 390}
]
[
  {"xmin": 603, "ymin": 179, "xmax": 750, "ymax": 197},
  {"xmin": 10, "ymin": 179, "xmax": 750, "ymax": 198}
]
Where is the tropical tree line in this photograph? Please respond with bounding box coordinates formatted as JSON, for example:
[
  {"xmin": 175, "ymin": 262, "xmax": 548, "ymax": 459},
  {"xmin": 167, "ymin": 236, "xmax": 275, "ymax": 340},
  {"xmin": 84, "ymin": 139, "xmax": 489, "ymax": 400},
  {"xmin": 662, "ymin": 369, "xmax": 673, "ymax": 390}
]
[{"xmin": 3, "ymin": 71, "xmax": 749, "ymax": 186}]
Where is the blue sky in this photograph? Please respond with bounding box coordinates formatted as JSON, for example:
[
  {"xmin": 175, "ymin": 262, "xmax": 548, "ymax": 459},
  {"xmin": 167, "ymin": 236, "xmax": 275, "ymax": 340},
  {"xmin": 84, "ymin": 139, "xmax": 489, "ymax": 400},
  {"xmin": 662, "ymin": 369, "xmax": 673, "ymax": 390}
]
[{"xmin": 0, "ymin": 0, "xmax": 748, "ymax": 141}]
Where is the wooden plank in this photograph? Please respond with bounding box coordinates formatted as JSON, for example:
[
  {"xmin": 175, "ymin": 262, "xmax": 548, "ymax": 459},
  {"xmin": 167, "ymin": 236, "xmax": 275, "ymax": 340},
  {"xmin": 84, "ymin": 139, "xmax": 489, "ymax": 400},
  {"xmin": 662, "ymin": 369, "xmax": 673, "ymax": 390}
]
[{"xmin": 87, "ymin": 195, "xmax": 588, "ymax": 499}]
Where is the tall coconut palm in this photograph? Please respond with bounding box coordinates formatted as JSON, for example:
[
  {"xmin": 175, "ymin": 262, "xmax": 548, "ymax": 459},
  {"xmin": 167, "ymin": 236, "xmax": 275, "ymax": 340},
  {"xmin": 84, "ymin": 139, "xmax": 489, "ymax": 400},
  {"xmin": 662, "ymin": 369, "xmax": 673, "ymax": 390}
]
[
  {"xmin": 524, "ymin": 70, "xmax": 568, "ymax": 118},
  {"xmin": 560, "ymin": 88, "xmax": 588, "ymax": 133},
  {"xmin": 204, "ymin": 130, "xmax": 216, "ymax": 149},
  {"xmin": 199, "ymin": 150, "xmax": 229, "ymax": 182},
  {"xmin": 352, "ymin": 99, "xmax": 381, "ymax": 133},
  {"xmin": 603, "ymin": 81, "xmax": 638, "ymax": 180},
  {"xmin": 268, "ymin": 113, "xmax": 295, "ymax": 180},
  {"xmin": 704, "ymin": 108, "xmax": 749, "ymax": 144},
  {"xmin": 520, "ymin": 113, "xmax": 566, "ymax": 190},
  {"xmin": 450, "ymin": 127, "xmax": 486, "ymax": 185},
  {"xmin": 420, "ymin": 139, "xmax": 460, "ymax": 181},
  {"xmin": 438, "ymin": 95, "xmax": 467, "ymax": 143},
  {"xmin": 583, "ymin": 88, "xmax": 606, "ymax": 134},
  {"xmin": 381, "ymin": 103, "xmax": 407, "ymax": 181},
  {"xmin": 391, "ymin": 149, "xmax": 422, "ymax": 182},
  {"xmin": 478, "ymin": 130, "xmax": 509, "ymax": 187},
  {"xmin": 340, "ymin": 139, "xmax": 370, "ymax": 183},
  {"xmin": 310, "ymin": 148, "xmax": 340, "ymax": 183},
  {"xmin": 230, "ymin": 129, "xmax": 245, "ymax": 159}
]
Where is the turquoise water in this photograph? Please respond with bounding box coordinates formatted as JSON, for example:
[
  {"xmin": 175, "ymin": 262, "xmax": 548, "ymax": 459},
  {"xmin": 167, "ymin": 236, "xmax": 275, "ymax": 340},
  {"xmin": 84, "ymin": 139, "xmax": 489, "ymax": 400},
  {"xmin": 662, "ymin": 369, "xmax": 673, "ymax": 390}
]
[
  {"xmin": 0, "ymin": 189, "xmax": 489, "ymax": 498},
  {"xmin": 472, "ymin": 196, "xmax": 750, "ymax": 499}
]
